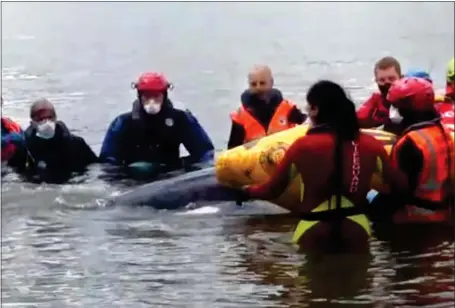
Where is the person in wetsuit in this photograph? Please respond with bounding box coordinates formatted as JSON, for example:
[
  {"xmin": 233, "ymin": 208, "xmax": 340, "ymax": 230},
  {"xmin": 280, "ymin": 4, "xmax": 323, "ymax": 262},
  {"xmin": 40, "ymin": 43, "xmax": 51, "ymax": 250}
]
[
  {"xmin": 369, "ymin": 77, "xmax": 454, "ymax": 224},
  {"xmin": 238, "ymin": 80, "xmax": 408, "ymax": 253},
  {"xmin": 99, "ymin": 72, "xmax": 215, "ymax": 174},
  {"xmin": 1, "ymin": 97, "xmax": 28, "ymax": 171},
  {"xmin": 227, "ymin": 65, "xmax": 307, "ymax": 149},
  {"xmin": 23, "ymin": 99, "xmax": 98, "ymax": 183}
]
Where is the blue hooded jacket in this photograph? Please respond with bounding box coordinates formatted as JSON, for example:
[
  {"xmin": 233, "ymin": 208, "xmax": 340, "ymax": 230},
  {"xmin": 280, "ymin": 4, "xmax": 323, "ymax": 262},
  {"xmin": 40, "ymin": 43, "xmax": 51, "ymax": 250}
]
[{"xmin": 99, "ymin": 99, "xmax": 214, "ymax": 171}]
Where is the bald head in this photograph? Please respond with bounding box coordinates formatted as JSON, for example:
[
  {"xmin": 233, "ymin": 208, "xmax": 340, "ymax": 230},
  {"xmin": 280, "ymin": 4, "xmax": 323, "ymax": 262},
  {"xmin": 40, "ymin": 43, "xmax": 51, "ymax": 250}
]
[
  {"xmin": 30, "ymin": 98, "xmax": 56, "ymax": 122},
  {"xmin": 248, "ymin": 65, "xmax": 272, "ymax": 79},
  {"xmin": 247, "ymin": 65, "xmax": 274, "ymax": 98}
]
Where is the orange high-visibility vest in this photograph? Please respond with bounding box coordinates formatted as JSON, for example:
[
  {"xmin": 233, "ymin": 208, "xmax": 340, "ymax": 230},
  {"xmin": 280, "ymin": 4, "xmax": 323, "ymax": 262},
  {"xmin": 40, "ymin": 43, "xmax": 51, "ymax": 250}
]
[
  {"xmin": 230, "ymin": 100, "xmax": 296, "ymax": 143},
  {"xmin": 391, "ymin": 124, "xmax": 454, "ymax": 203}
]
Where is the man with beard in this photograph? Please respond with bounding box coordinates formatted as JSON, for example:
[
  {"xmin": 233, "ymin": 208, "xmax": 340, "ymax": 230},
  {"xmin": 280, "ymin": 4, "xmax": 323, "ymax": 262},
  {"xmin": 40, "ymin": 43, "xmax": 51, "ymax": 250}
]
[{"xmin": 357, "ymin": 57, "xmax": 403, "ymax": 130}]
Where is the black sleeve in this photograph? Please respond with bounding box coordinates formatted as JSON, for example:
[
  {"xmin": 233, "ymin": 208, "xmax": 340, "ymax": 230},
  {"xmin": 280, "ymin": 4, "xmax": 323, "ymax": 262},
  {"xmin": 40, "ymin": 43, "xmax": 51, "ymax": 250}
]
[
  {"xmin": 71, "ymin": 136, "xmax": 99, "ymax": 169},
  {"xmin": 227, "ymin": 121, "xmax": 246, "ymax": 149},
  {"xmin": 288, "ymin": 106, "xmax": 308, "ymax": 124},
  {"xmin": 396, "ymin": 138, "xmax": 423, "ymax": 193}
]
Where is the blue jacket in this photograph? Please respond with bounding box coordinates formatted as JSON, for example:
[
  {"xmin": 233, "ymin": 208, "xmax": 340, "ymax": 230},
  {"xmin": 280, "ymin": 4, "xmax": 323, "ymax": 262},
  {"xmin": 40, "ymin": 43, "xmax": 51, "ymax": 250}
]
[{"xmin": 99, "ymin": 99, "xmax": 214, "ymax": 170}]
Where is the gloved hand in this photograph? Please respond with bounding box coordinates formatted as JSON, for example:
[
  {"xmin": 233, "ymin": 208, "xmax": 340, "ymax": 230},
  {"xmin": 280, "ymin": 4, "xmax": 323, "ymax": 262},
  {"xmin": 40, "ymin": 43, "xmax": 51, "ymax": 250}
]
[
  {"xmin": 235, "ymin": 186, "xmax": 251, "ymax": 207},
  {"xmin": 2, "ymin": 132, "xmax": 24, "ymax": 146},
  {"xmin": 371, "ymin": 105, "xmax": 390, "ymax": 124}
]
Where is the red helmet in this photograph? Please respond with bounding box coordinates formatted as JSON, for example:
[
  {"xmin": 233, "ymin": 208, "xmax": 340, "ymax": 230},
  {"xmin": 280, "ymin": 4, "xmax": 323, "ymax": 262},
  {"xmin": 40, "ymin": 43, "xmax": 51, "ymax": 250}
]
[
  {"xmin": 133, "ymin": 72, "xmax": 170, "ymax": 92},
  {"xmin": 386, "ymin": 77, "xmax": 435, "ymax": 111}
]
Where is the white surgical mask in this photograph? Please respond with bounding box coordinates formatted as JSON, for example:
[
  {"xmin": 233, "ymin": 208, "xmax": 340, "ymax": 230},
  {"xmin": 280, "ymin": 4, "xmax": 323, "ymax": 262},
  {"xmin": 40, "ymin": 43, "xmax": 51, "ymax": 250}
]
[
  {"xmin": 143, "ymin": 99, "xmax": 162, "ymax": 115},
  {"xmin": 36, "ymin": 120, "xmax": 56, "ymax": 139},
  {"xmin": 389, "ymin": 105, "xmax": 403, "ymax": 122}
]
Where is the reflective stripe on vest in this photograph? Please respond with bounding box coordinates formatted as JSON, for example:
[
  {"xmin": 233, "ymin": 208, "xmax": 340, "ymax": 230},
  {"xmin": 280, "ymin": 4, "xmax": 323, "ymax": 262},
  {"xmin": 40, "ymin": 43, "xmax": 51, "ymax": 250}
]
[
  {"xmin": 231, "ymin": 100, "xmax": 296, "ymax": 143},
  {"xmin": 392, "ymin": 125, "xmax": 454, "ymax": 202}
]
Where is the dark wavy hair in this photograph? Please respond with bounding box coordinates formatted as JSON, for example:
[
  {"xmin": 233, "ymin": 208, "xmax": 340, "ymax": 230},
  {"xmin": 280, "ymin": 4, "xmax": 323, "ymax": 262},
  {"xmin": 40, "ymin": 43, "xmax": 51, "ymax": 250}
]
[
  {"xmin": 306, "ymin": 80, "xmax": 361, "ymax": 249},
  {"xmin": 306, "ymin": 80, "xmax": 360, "ymax": 140}
]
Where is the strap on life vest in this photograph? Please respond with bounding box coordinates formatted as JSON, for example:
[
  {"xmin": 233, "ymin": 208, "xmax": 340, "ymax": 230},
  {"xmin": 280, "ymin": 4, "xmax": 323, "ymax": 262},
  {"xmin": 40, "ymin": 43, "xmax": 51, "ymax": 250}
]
[
  {"xmin": 230, "ymin": 100, "xmax": 296, "ymax": 143},
  {"xmin": 292, "ymin": 195, "xmax": 371, "ymax": 244}
]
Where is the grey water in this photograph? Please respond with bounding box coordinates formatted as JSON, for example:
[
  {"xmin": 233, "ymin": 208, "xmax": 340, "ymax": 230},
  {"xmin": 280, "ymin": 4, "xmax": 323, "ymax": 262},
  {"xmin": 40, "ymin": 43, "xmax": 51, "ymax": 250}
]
[{"xmin": 1, "ymin": 2, "xmax": 454, "ymax": 307}]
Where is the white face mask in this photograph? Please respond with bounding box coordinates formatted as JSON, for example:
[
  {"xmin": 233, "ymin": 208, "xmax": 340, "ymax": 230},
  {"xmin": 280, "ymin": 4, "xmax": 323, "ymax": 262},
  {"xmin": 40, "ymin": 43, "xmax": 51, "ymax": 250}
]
[
  {"xmin": 389, "ymin": 105, "xmax": 403, "ymax": 122},
  {"xmin": 36, "ymin": 120, "xmax": 56, "ymax": 139},
  {"xmin": 143, "ymin": 99, "xmax": 162, "ymax": 115}
]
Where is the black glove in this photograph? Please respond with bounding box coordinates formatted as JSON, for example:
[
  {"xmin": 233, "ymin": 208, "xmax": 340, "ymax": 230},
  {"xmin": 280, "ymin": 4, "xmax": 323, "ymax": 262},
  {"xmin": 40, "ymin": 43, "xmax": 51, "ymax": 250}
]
[{"xmin": 235, "ymin": 187, "xmax": 250, "ymax": 207}]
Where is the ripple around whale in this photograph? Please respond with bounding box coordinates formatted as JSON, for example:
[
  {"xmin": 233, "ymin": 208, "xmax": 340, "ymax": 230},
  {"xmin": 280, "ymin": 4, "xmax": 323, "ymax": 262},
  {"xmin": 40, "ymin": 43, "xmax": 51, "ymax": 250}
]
[{"xmin": 2, "ymin": 2, "xmax": 454, "ymax": 307}]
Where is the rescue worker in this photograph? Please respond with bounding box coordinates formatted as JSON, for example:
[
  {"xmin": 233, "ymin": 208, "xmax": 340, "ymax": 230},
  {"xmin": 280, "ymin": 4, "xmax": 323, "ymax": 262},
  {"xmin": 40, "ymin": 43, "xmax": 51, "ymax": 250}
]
[
  {"xmin": 227, "ymin": 65, "xmax": 307, "ymax": 149},
  {"xmin": 370, "ymin": 77, "xmax": 454, "ymax": 224},
  {"xmin": 238, "ymin": 80, "xmax": 408, "ymax": 253},
  {"xmin": 401, "ymin": 68, "xmax": 453, "ymax": 131},
  {"xmin": 99, "ymin": 72, "xmax": 215, "ymax": 174},
  {"xmin": 23, "ymin": 99, "xmax": 98, "ymax": 183},
  {"xmin": 1, "ymin": 97, "xmax": 28, "ymax": 170},
  {"xmin": 357, "ymin": 56, "xmax": 402, "ymax": 129},
  {"xmin": 434, "ymin": 57, "xmax": 454, "ymax": 131}
]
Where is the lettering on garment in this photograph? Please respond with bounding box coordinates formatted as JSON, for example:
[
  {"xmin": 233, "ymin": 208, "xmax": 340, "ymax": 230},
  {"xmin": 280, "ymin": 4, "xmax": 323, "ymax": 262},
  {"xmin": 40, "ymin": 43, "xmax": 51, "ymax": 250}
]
[{"xmin": 350, "ymin": 141, "xmax": 360, "ymax": 193}]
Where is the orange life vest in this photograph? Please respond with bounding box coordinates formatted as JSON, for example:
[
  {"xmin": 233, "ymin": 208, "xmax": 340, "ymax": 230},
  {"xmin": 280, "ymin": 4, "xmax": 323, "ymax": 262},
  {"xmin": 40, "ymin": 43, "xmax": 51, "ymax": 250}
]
[
  {"xmin": 391, "ymin": 123, "xmax": 454, "ymax": 223},
  {"xmin": 230, "ymin": 100, "xmax": 296, "ymax": 143},
  {"xmin": 1, "ymin": 117, "xmax": 23, "ymax": 162}
]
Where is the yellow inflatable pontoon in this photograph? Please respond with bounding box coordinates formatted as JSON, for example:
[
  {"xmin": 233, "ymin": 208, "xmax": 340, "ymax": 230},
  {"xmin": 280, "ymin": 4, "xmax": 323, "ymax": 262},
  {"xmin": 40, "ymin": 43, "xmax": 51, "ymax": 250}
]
[{"xmin": 215, "ymin": 123, "xmax": 453, "ymax": 209}]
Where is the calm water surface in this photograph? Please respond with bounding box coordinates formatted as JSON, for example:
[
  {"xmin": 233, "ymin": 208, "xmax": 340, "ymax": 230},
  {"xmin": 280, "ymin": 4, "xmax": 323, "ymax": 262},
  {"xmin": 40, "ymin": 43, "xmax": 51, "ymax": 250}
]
[{"xmin": 1, "ymin": 2, "xmax": 454, "ymax": 307}]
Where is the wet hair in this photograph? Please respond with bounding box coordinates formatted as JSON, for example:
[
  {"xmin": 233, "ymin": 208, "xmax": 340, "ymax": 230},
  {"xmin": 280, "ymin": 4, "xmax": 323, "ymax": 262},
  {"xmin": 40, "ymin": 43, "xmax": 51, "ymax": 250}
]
[
  {"xmin": 306, "ymin": 80, "xmax": 360, "ymax": 141},
  {"xmin": 374, "ymin": 56, "xmax": 402, "ymax": 76},
  {"xmin": 306, "ymin": 80, "xmax": 360, "ymax": 249},
  {"xmin": 30, "ymin": 98, "xmax": 56, "ymax": 119}
]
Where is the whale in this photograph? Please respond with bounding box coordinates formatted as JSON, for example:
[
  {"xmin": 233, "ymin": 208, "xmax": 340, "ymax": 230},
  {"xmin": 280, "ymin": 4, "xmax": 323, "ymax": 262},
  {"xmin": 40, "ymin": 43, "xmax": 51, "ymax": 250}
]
[{"xmin": 108, "ymin": 167, "xmax": 242, "ymax": 209}]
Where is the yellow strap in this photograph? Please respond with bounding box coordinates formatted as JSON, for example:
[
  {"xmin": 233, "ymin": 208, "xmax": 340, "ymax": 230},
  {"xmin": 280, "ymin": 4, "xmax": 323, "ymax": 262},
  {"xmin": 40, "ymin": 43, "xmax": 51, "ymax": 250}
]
[{"xmin": 291, "ymin": 196, "xmax": 371, "ymax": 244}]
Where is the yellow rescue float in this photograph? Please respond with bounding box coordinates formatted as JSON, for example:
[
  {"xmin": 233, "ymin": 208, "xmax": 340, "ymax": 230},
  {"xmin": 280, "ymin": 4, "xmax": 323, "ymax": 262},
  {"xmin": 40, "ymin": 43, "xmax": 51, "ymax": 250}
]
[{"xmin": 215, "ymin": 123, "xmax": 454, "ymax": 209}]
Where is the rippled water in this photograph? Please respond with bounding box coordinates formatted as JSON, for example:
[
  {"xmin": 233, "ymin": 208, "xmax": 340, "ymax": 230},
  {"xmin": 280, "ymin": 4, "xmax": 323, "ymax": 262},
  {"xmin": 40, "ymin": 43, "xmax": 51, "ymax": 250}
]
[{"xmin": 2, "ymin": 2, "xmax": 454, "ymax": 307}]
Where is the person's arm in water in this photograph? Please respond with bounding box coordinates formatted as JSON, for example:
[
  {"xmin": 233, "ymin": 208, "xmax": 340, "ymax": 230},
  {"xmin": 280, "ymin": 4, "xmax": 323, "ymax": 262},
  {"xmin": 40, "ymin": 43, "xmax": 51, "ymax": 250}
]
[
  {"xmin": 180, "ymin": 110, "xmax": 215, "ymax": 167},
  {"xmin": 246, "ymin": 138, "xmax": 301, "ymax": 203},
  {"xmin": 71, "ymin": 136, "xmax": 99, "ymax": 169},
  {"xmin": 227, "ymin": 121, "xmax": 246, "ymax": 149},
  {"xmin": 288, "ymin": 106, "xmax": 308, "ymax": 124},
  {"xmin": 99, "ymin": 115, "xmax": 127, "ymax": 165}
]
